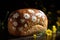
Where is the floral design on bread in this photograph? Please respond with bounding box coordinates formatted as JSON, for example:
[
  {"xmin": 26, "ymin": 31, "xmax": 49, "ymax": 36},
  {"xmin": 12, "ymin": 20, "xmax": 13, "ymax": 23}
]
[{"xmin": 8, "ymin": 8, "xmax": 48, "ymax": 36}]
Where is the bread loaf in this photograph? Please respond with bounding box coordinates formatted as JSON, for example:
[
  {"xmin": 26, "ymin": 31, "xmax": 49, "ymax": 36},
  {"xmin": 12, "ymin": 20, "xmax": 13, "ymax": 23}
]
[{"xmin": 8, "ymin": 8, "xmax": 48, "ymax": 36}]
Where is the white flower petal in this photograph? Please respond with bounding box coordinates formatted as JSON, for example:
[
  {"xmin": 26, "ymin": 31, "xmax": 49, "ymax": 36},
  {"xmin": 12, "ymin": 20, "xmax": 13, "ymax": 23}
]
[
  {"xmin": 32, "ymin": 16, "xmax": 37, "ymax": 22},
  {"xmin": 13, "ymin": 13, "xmax": 19, "ymax": 18},
  {"xmin": 24, "ymin": 13, "xmax": 30, "ymax": 19},
  {"xmin": 28, "ymin": 9, "xmax": 35, "ymax": 14},
  {"xmin": 13, "ymin": 21, "xmax": 18, "ymax": 26}
]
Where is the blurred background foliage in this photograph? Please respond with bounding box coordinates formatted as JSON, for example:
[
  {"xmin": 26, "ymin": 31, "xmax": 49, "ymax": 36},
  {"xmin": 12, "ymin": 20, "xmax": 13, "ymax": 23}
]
[{"xmin": 0, "ymin": 0, "xmax": 60, "ymax": 39}]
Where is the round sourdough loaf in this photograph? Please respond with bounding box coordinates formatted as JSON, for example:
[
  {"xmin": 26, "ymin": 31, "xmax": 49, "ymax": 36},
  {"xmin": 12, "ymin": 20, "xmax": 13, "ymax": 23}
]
[{"xmin": 8, "ymin": 8, "xmax": 48, "ymax": 36}]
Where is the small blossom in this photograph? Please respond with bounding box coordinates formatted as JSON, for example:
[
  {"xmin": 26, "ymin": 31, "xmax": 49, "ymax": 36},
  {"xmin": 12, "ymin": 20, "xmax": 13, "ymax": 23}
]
[
  {"xmin": 33, "ymin": 34, "xmax": 37, "ymax": 39},
  {"xmin": 13, "ymin": 13, "xmax": 19, "ymax": 18},
  {"xmin": 24, "ymin": 13, "xmax": 30, "ymax": 19},
  {"xmin": 46, "ymin": 29, "xmax": 52, "ymax": 36},
  {"xmin": 32, "ymin": 16, "xmax": 37, "ymax": 22},
  {"xmin": 52, "ymin": 25, "xmax": 57, "ymax": 33},
  {"xmin": 13, "ymin": 21, "xmax": 18, "ymax": 26}
]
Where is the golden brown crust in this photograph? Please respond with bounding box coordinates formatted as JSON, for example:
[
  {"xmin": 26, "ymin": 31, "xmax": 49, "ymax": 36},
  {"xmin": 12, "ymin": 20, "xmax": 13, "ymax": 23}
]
[{"xmin": 8, "ymin": 8, "xmax": 48, "ymax": 36}]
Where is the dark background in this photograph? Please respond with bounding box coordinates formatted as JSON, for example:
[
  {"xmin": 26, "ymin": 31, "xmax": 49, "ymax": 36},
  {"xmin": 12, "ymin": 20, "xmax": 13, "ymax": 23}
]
[{"xmin": 0, "ymin": 0, "xmax": 60, "ymax": 40}]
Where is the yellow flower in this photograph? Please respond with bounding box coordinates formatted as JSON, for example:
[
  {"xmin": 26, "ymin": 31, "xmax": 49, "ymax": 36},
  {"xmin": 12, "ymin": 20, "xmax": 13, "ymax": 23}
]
[
  {"xmin": 33, "ymin": 34, "xmax": 37, "ymax": 39},
  {"xmin": 46, "ymin": 29, "xmax": 52, "ymax": 36},
  {"xmin": 52, "ymin": 25, "xmax": 57, "ymax": 33}
]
